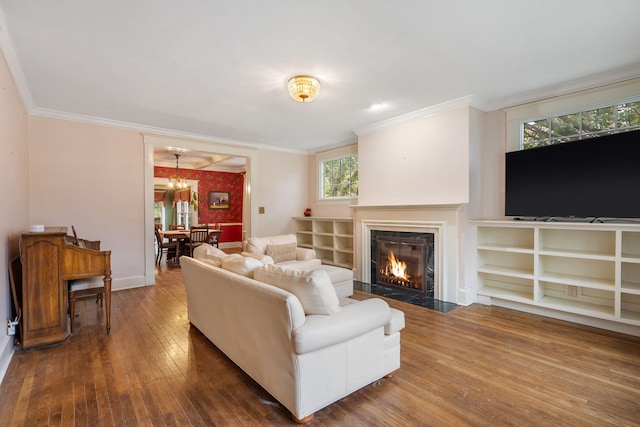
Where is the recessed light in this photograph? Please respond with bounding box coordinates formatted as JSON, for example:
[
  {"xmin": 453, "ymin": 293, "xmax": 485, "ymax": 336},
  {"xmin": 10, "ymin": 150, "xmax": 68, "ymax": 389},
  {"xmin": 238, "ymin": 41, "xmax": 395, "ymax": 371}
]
[{"xmin": 369, "ymin": 103, "xmax": 384, "ymax": 111}]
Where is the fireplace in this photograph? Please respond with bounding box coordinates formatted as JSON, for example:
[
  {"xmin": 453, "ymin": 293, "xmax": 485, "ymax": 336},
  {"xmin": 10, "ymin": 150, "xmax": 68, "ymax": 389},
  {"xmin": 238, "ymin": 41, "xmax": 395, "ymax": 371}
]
[
  {"xmin": 371, "ymin": 230, "xmax": 435, "ymax": 298},
  {"xmin": 353, "ymin": 205, "xmax": 467, "ymax": 304}
]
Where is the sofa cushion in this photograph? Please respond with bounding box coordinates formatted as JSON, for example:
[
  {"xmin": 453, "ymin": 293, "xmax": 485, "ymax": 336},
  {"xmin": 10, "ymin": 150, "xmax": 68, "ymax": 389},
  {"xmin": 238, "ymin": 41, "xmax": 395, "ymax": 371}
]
[
  {"xmin": 254, "ymin": 265, "xmax": 341, "ymax": 315},
  {"xmin": 246, "ymin": 234, "xmax": 297, "ymax": 255},
  {"xmin": 193, "ymin": 244, "xmax": 227, "ymax": 267},
  {"xmin": 221, "ymin": 254, "xmax": 264, "ymax": 278},
  {"xmin": 241, "ymin": 251, "xmax": 276, "ymax": 265},
  {"xmin": 266, "ymin": 243, "xmax": 297, "ymax": 263}
]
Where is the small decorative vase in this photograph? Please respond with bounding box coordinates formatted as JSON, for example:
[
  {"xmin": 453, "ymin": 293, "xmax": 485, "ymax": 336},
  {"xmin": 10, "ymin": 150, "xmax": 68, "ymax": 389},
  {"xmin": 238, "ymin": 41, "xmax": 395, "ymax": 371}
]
[{"xmin": 304, "ymin": 209, "xmax": 311, "ymax": 217}]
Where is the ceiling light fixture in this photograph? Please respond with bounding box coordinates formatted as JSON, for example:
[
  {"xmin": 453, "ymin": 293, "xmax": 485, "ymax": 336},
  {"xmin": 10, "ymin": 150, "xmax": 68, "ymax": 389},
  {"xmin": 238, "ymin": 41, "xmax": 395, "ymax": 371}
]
[
  {"xmin": 168, "ymin": 154, "xmax": 188, "ymax": 189},
  {"xmin": 287, "ymin": 75, "xmax": 321, "ymax": 102}
]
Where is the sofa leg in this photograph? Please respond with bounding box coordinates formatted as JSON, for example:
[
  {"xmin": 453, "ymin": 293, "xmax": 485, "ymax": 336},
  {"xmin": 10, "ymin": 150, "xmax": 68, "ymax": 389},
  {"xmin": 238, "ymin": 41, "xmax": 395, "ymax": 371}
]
[
  {"xmin": 384, "ymin": 370, "xmax": 398, "ymax": 379},
  {"xmin": 291, "ymin": 413, "xmax": 314, "ymax": 424}
]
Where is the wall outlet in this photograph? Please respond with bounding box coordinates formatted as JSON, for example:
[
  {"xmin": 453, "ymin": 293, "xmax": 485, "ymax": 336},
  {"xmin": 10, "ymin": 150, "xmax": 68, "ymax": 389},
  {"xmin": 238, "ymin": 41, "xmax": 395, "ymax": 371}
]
[
  {"xmin": 7, "ymin": 318, "xmax": 18, "ymax": 336},
  {"xmin": 258, "ymin": 206, "xmax": 265, "ymax": 214}
]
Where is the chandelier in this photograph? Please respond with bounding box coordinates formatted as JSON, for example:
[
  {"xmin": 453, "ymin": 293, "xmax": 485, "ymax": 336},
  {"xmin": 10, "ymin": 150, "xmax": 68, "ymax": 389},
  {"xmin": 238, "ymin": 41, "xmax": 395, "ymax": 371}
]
[
  {"xmin": 168, "ymin": 154, "xmax": 188, "ymax": 189},
  {"xmin": 287, "ymin": 75, "xmax": 321, "ymax": 102}
]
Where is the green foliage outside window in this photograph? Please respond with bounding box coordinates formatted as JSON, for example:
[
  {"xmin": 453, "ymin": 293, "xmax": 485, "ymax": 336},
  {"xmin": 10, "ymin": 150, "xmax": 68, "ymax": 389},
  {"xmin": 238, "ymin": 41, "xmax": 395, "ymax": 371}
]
[
  {"xmin": 523, "ymin": 100, "xmax": 640, "ymax": 149},
  {"xmin": 322, "ymin": 155, "xmax": 358, "ymax": 198}
]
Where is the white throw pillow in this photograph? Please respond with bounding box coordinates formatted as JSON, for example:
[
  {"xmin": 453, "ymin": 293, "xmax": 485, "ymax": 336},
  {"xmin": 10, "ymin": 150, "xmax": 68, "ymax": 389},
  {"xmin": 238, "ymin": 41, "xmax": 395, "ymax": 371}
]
[
  {"xmin": 265, "ymin": 243, "xmax": 297, "ymax": 263},
  {"xmin": 254, "ymin": 265, "xmax": 341, "ymax": 315},
  {"xmin": 193, "ymin": 244, "xmax": 227, "ymax": 267},
  {"xmin": 221, "ymin": 255, "xmax": 263, "ymax": 278}
]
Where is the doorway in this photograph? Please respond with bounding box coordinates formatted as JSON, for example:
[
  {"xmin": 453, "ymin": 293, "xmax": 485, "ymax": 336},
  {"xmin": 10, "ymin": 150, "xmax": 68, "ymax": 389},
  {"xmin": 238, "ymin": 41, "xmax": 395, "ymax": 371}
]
[{"xmin": 143, "ymin": 134, "xmax": 258, "ymax": 285}]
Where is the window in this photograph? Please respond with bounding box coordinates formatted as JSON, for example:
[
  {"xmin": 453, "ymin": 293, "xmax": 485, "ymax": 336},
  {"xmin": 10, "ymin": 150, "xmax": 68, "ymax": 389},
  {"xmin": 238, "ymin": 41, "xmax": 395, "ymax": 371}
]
[
  {"xmin": 321, "ymin": 155, "xmax": 358, "ymax": 199},
  {"xmin": 522, "ymin": 99, "xmax": 640, "ymax": 149}
]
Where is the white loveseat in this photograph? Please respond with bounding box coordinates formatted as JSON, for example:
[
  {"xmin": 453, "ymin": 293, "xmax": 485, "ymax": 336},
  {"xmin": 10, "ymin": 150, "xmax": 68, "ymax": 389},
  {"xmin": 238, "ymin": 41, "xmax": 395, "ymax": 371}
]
[
  {"xmin": 242, "ymin": 234, "xmax": 354, "ymax": 299},
  {"xmin": 242, "ymin": 234, "xmax": 321, "ymax": 270},
  {"xmin": 180, "ymin": 252, "xmax": 405, "ymax": 423}
]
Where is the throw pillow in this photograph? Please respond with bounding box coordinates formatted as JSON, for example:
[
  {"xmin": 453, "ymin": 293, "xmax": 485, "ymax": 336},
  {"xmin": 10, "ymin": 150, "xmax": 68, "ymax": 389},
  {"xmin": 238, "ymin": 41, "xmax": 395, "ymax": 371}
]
[
  {"xmin": 193, "ymin": 244, "xmax": 227, "ymax": 267},
  {"xmin": 265, "ymin": 243, "xmax": 297, "ymax": 263},
  {"xmin": 221, "ymin": 255, "xmax": 263, "ymax": 278},
  {"xmin": 254, "ymin": 264, "xmax": 341, "ymax": 315}
]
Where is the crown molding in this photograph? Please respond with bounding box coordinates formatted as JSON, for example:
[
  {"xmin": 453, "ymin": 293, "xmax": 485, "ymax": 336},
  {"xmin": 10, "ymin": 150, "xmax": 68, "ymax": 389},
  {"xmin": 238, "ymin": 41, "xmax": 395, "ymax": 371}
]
[
  {"xmin": 353, "ymin": 95, "xmax": 479, "ymax": 136},
  {"xmin": 29, "ymin": 106, "xmax": 310, "ymax": 155},
  {"xmin": 486, "ymin": 64, "xmax": 640, "ymax": 112}
]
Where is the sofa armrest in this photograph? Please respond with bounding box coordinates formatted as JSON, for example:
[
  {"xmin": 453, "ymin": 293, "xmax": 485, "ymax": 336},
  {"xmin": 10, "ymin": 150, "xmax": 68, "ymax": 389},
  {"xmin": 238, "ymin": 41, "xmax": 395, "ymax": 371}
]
[
  {"xmin": 386, "ymin": 308, "xmax": 405, "ymax": 335},
  {"xmin": 296, "ymin": 247, "xmax": 317, "ymax": 261},
  {"xmin": 293, "ymin": 298, "xmax": 391, "ymax": 355}
]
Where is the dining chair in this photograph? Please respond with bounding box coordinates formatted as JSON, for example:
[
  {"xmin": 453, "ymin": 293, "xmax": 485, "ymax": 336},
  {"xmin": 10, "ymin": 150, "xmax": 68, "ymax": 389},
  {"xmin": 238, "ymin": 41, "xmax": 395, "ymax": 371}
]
[
  {"xmin": 155, "ymin": 227, "xmax": 179, "ymax": 264},
  {"xmin": 208, "ymin": 228, "xmax": 223, "ymax": 248},
  {"xmin": 187, "ymin": 226, "xmax": 210, "ymax": 256}
]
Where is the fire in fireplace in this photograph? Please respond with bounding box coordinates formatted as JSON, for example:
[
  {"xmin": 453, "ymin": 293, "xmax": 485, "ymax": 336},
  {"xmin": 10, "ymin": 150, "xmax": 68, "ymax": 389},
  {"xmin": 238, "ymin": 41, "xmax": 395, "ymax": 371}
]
[{"xmin": 371, "ymin": 231, "xmax": 434, "ymax": 297}]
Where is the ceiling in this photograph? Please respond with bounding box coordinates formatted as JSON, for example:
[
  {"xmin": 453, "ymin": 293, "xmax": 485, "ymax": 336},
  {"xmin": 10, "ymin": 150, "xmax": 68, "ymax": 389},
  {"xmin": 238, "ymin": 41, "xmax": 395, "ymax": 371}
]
[
  {"xmin": 2, "ymin": 1, "xmax": 640, "ymax": 161},
  {"xmin": 154, "ymin": 147, "xmax": 246, "ymax": 172}
]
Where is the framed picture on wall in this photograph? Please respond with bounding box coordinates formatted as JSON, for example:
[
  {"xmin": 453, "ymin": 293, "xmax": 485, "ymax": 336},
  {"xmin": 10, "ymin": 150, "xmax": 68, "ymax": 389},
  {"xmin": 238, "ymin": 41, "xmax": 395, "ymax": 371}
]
[{"xmin": 209, "ymin": 191, "xmax": 230, "ymax": 209}]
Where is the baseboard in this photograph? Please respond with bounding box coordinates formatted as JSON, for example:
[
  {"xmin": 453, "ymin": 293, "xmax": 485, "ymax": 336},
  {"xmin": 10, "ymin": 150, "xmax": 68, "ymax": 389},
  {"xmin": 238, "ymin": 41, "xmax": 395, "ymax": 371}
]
[
  {"xmin": 483, "ymin": 298, "xmax": 640, "ymax": 337},
  {"xmin": 0, "ymin": 335, "xmax": 14, "ymax": 386},
  {"xmin": 456, "ymin": 288, "xmax": 475, "ymax": 306},
  {"xmin": 219, "ymin": 242, "xmax": 242, "ymax": 249}
]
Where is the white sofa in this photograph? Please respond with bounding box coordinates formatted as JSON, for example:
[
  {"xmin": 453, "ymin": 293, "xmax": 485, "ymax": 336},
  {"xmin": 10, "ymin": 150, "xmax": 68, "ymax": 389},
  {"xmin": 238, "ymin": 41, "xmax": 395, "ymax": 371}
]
[
  {"xmin": 180, "ymin": 253, "xmax": 405, "ymax": 423},
  {"xmin": 242, "ymin": 234, "xmax": 354, "ymax": 299},
  {"xmin": 242, "ymin": 234, "xmax": 321, "ymax": 270}
]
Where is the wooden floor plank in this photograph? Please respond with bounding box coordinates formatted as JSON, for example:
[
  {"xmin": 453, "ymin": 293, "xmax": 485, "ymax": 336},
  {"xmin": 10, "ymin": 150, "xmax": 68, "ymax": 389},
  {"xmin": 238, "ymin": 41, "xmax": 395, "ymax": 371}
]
[{"xmin": 1, "ymin": 259, "xmax": 639, "ymax": 426}]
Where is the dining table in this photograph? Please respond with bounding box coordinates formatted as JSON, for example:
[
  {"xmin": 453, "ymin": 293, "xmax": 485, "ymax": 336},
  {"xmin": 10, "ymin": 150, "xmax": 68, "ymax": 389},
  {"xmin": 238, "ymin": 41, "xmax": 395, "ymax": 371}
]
[
  {"xmin": 160, "ymin": 228, "xmax": 223, "ymax": 259},
  {"xmin": 160, "ymin": 229, "xmax": 190, "ymax": 240},
  {"xmin": 159, "ymin": 229, "xmax": 190, "ymax": 259}
]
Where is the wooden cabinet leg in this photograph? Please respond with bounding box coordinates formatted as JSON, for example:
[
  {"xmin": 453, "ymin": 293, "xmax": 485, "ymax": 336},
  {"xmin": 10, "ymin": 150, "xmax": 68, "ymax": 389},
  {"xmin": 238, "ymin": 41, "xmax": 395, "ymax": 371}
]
[{"xmin": 69, "ymin": 298, "xmax": 76, "ymax": 333}]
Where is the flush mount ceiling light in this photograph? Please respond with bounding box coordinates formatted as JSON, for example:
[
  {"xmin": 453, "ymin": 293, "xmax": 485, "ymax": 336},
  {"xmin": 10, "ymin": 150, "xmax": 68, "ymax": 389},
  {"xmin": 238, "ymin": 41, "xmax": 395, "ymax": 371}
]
[{"xmin": 287, "ymin": 75, "xmax": 321, "ymax": 102}]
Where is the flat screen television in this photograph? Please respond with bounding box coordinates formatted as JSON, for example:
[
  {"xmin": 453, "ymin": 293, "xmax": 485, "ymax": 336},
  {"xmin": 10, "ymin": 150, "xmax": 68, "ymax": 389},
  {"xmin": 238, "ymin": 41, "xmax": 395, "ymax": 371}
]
[{"xmin": 505, "ymin": 129, "xmax": 640, "ymax": 219}]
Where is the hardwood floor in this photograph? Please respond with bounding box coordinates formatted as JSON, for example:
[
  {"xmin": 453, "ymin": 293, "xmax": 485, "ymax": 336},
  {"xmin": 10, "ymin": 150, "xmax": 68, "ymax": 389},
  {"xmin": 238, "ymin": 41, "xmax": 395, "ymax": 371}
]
[{"xmin": 1, "ymin": 260, "xmax": 639, "ymax": 426}]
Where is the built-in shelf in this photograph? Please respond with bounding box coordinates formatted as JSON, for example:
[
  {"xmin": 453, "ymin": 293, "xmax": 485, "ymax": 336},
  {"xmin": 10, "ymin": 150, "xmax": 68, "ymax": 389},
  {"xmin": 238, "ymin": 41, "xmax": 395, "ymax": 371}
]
[
  {"xmin": 293, "ymin": 217, "xmax": 354, "ymax": 268},
  {"xmin": 473, "ymin": 220, "xmax": 640, "ymax": 331}
]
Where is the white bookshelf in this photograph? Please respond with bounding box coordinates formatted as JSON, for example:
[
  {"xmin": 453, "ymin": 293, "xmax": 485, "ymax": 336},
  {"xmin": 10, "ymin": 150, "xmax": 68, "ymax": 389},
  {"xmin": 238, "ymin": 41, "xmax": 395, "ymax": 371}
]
[
  {"xmin": 293, "ymin": 217, "xmax": 354, "ymax": 268},
  {"xmin": 473, "ymin": 220, "xmax": 640, "ymax": 331}
]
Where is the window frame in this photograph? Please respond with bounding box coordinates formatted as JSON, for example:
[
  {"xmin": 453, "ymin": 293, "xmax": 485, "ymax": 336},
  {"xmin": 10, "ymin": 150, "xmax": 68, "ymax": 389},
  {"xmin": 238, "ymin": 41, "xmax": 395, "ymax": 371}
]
[
  {"xmin": 505, "ymin": 78, "xmax": 640, "ymax": 153},
  {"xmin": 520, "ymin": 98, "xmax": 640, "ymax": 150},
  {"xmin": 315, "ymin": 145, "xmax": 358, "ymax": 203}
]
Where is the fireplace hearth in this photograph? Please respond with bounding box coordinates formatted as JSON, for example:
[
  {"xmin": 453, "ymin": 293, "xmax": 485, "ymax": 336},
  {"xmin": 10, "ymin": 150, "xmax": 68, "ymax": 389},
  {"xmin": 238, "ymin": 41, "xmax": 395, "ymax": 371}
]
[{"xmin": 371, "ymin": 230, "xmax": 434, "ymax": 298}]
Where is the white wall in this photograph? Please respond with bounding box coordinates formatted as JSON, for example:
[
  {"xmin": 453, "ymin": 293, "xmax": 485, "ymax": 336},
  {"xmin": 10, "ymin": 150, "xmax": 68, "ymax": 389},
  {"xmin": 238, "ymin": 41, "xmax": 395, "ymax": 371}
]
[
  {"xmin": 357, "ymin": 107, "xmax": 470, "ymax": 206},
  {"xmin": 254, "ymin": 148, "xmax": 309, "ymax": 235},
  {"xmin": 0, "ymin": 48, "xmax": 29, "ymax": 383},
  {"xmin": 475, "ymin": 109, "xmax": 506, "ymax": 220},
  {"xmin": 28, "ymin": 116, "xmax": 147, "ymax": 289}
]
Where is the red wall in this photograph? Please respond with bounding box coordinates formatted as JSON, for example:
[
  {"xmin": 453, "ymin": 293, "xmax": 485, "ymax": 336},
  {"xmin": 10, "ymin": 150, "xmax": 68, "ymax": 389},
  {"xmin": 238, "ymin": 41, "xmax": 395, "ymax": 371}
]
[{"xmin": 154, "ymin": 166, "xmax": 244, "ymax": 225}]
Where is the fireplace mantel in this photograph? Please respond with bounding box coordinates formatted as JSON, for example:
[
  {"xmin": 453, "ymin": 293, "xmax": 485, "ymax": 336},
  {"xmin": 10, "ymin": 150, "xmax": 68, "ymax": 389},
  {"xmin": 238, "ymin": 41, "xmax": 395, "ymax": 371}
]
[
  {"xmin": 351, "ymin": 203, "xmax": 469, "ymax": 305},
  {"xmin": 350, "ymin": 203, "xmax": 464, "ymax": 211}
]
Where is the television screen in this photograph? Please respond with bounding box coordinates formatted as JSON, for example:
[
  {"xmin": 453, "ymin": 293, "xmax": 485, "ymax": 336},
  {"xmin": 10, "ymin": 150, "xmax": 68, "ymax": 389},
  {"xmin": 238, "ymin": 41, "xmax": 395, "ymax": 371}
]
[{"xmin": 505, "ymin": 129, "xmax": 640, "ymax": 219}]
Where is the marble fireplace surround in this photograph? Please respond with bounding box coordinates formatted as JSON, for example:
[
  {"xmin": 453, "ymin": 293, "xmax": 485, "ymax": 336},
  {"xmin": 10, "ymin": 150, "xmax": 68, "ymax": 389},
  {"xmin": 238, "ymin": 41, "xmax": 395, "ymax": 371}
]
[{"xmin": 352, "ymin": 204, "xmax": 465, "ymax": 304}]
